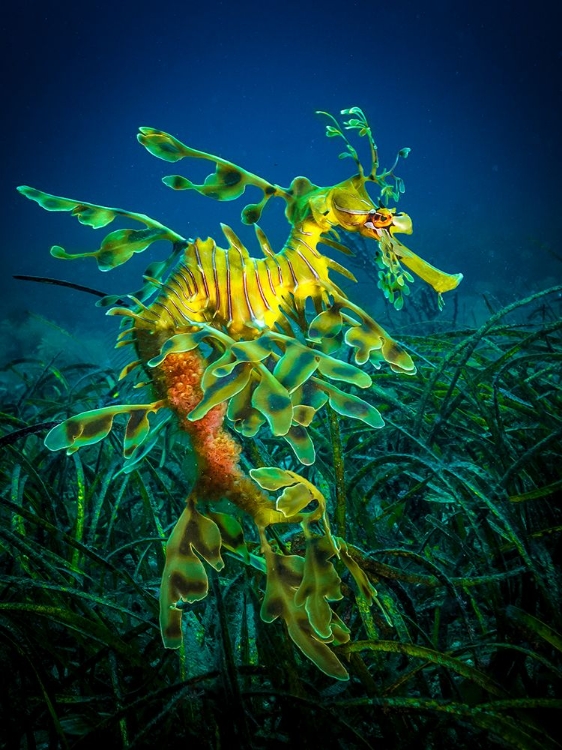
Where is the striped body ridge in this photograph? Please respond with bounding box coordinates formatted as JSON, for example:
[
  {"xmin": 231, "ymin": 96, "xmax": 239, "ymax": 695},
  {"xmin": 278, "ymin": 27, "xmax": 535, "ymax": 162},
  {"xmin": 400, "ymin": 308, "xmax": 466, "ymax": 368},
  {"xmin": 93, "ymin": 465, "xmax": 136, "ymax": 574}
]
[{"xmin": 137, "ymin": 220, "xmax": 337, "ymax": 340}]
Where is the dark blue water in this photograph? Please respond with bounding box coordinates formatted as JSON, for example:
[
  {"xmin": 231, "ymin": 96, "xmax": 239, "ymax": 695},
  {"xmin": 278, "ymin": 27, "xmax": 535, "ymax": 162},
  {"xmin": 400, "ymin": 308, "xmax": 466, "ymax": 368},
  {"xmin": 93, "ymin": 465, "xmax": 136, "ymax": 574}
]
[{"xmin": 1, "ymin": 0, "xmax": 560, "ymax": 359}]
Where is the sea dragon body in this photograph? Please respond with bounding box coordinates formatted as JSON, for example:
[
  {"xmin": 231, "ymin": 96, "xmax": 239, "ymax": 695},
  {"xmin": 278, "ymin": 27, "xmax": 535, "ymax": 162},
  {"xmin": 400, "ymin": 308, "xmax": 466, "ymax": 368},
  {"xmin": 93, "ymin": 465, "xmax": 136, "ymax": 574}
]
[{"xmin": 19, "ymin": 108, "xmax": 462, "ymax": 680}]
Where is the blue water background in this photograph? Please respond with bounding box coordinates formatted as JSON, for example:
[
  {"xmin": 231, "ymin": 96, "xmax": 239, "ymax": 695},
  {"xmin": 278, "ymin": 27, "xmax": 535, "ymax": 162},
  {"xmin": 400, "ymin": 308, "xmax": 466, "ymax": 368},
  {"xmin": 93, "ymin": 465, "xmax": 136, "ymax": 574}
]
[{"xmin": 1, "ymin": 0, "xmax": 560, "ymax": 362}]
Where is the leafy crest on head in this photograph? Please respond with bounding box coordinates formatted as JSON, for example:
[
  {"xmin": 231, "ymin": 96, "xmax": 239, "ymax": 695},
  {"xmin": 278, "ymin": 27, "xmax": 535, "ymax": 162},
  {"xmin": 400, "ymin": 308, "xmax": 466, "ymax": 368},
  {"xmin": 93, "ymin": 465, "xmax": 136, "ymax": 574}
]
[{"xmin": 317, "ymin": 107, "xmax": 411, "ymax": 205}]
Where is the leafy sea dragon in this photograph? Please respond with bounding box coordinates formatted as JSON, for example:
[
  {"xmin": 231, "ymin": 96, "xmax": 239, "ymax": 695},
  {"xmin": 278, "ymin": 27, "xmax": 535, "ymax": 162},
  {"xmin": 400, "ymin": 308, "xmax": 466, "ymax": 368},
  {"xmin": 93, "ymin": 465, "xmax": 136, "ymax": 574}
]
[{"xmin": 19, "ymin": 108, "xmax": 462, "ymax": 680}]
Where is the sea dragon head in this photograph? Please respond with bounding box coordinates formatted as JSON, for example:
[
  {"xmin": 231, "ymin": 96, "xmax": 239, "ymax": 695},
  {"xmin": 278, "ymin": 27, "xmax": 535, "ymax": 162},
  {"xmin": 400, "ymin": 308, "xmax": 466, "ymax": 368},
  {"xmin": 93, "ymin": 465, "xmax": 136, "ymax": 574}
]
[
  {"xmin": 320, "ymin": 174, "xmax": 412, "ymax": 239},
  {"xmin": 312, "ymin": 108, "xmax": 463, "ymax": 307}
]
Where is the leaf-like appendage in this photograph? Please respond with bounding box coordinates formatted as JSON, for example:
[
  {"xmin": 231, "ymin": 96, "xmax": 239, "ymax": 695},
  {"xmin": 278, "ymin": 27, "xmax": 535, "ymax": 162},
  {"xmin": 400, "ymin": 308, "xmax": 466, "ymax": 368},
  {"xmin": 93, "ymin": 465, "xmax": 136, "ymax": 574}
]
[
  {"xmin": 44, "ymin": 402, "xmax": 165, "ymax": 456},
  {"xmin": 260, "ymin": 551, "xmax": 304, "ymax": 624},
  {"xmin": 50, "ymin": 227, "xmax": 167, "ymax": 270},
  {"xmin": 316, "ymin": 353, "xmax": 372, "ymax": 388},
  {"xmin": 71, "ymin": 204, "xmax": 117, "ymax": 228},
  {"xmin": 230, "ymin": 337, "xmax": 273, "ymax": 363},
  {"xmin": 338, "ymin": 539, "xmax": 378, "ymax": 603},
  {"xmin": 250, "ymin": 467, "xmax": 299, "ymax": 491},
  {"xmin": 123, "ymin": 409, "xmax": 152, "ymax": 458},
  {"xmin": 250, "ymin": 469, "xmax": 327, "ymax": 526},
  {"xmin": 159, "ymin": 509, "xmax": 208, "ymax": 648},
  {"xmin": 189, "ymin": 364, "xmax": 252, "ymax": 422},
  {"xmin": 162, "ymin": 175, "xmax": 193, "ymax": 190},
  {"xmin": 330, "ymin": 612, "xmax": 351, "ymax": 645},
  {"xmin": 251, "ymin": 368, "xmax": 293, "ymax": 436},
  {"xmin": 283, "ymin": 425, "xmax": 316, "ymax": 466},
  {"xmin": 261, "ymin": 548, "xmax": 349, "ymax": 681},
  {"xmin": 232, "ymin": 409, "xmax": 265, "ymax": 437},
  {"xmin": 276, "ymin": 482, "xmax": 314, "ymax": 517},
  {"xmin": 380, "ymin": 335, "xmax": 416, "ymax": 375},
  {"xmin": 138, "ymin": 127, "xmax": 288, "ymax": 225},
  {"xmin": 292, "ymin": 381, "xmax": 329, "ymax": 413},
  {"xmin": 308, "ymin": 306, "xmax": 343, "ymax": 341},
  {"xmin": 201, "ymin": 350, "xmax": 236, "ymax": 389},
  {"xmin": 18, "ymin": 186, "xmax": 174, "ymax": 270},
  {"xmin": 17, "ymin": 186, "xmax": 117, "ymax": 228},
  {"xmin": 295, "ymin": 536, "xmax": 344, "ymax": 639},
  {"xmin": 208, "ymin": 512, "xmax": 250, "ymax": 563},
  {"xmin": 227, "ymin": 381, "xmax": 266, "ymax": 437},
  {"xmin": 148, "ymin": 330, "xmax": 208, "ymax": 367},
  {"xmin": 191, "ymin": 163, "xmax": 249, "ymax": 201},
  {"xmin": 138, "ymin": 127, "xmax": 191, "ymax": 162},
  {"xmin": 291, "ymin": 404, "xmax": 316, "ymax": 427},
  {"xmin": 159, "ymin": 499, "xmax": 225, "ymax": 649},
  {"xmin": 320, "ymin": 382, "xmax": 384, "ymax": 430},
  {"xmin": 273, "ymin": 344, "xmax": 319, "ymax": 392},
  {"xmin": 95, "ymin": 228, "xmax": 166, "ymax": 270},
  {"xmin": 186, "ymin": 505, "xmax": 225, "ymax": 571},
  {"xmin": 45, "ymin": 409, "xmax": 116, "ymax": 454},
  {"xmin": 118, "ymin": 414, "xmax": 173, "ymax": 475},
  {"xmin": 344, "ymin": 323, "xmax": 383, "ymax": 366}
]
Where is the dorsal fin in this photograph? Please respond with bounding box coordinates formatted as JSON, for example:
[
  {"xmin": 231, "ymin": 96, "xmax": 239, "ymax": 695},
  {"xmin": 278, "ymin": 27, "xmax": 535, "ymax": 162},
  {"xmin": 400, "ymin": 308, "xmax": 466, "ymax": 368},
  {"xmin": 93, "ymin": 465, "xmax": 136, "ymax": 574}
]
[
  {"xmin": 254, "ymin": 224, "xmax": 275, "ymax": 258},
  {"xmin": 326, "ymin": 259, "xmax": 357, "ymax": 282},
  {"xmin": 221, "ymin": 224, "xmax": 250, "ymax": 259},
  {"xmin": 318, "ymin": 236, "xmax": 355, "ymax": 256}
]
